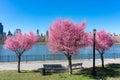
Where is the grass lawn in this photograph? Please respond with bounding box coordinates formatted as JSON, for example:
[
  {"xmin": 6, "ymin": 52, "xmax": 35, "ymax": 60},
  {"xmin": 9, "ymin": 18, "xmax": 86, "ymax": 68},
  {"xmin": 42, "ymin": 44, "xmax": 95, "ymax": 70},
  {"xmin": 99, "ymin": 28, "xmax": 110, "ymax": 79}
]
[
  {"xmin": 0, "ymin": 70, "xmax": 93, "ymax": 80},
  {"xmin": 0, "ymin": 63, "xmax": 120, "ymax": 80}
]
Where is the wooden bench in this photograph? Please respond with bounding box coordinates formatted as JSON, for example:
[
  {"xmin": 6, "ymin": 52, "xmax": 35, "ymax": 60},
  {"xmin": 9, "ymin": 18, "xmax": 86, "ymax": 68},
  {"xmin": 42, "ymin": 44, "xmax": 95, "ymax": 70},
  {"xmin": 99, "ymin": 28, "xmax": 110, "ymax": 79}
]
[
  {"xmin": 42, "ymin": 64, "xmax": 65, "ymax": 73},
  {"xmin": 70, "ymin": 63, "xmax": 83, "ymax": 70}
]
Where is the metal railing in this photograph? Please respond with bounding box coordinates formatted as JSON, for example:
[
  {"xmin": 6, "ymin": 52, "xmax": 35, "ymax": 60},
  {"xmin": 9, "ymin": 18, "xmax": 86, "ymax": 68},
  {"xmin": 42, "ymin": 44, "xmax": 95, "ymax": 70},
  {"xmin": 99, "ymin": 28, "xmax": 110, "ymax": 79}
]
[{"xmin": 0, "ymin": 53, "xmax": 120, "ymax": 62}]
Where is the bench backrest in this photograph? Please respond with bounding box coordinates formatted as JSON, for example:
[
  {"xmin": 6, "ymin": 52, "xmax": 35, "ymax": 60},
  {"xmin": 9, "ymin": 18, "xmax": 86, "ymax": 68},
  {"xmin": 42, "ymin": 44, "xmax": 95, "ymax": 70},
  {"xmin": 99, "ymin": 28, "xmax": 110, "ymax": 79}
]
[{"xmin": 43, "ymin": 64, "xmax": 62, "ymax": 69}]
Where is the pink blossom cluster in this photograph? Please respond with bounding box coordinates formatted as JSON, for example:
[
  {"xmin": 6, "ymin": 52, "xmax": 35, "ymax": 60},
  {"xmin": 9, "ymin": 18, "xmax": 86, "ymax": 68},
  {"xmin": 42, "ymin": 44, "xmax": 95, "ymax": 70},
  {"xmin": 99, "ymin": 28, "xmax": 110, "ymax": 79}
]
[
  {"xmin": 4, "ymin": 32, "xmax": 38, "ymax": 53},
  {"xmin": 48, "ymin": 19, "xmax": 91, "ymax": 55},
  {"xmin": 96, "ymin": 30, "xmax": 115, "ymax": 51}
]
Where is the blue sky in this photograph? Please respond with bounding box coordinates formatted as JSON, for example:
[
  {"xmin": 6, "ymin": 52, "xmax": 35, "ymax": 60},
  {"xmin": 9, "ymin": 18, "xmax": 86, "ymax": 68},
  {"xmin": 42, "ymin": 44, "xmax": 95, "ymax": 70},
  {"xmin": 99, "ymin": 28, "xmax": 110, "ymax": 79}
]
[{"xmin": 0, "ymin": 0, "xmax": 120, "ymax": 35}]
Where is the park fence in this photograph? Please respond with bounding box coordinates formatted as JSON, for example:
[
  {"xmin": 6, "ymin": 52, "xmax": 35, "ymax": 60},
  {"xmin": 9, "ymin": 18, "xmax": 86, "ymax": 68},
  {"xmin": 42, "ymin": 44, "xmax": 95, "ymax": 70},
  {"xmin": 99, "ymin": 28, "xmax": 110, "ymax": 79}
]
[{"xmin": 0, "ymin": 53, "xmax": 120, "ymax": 62}]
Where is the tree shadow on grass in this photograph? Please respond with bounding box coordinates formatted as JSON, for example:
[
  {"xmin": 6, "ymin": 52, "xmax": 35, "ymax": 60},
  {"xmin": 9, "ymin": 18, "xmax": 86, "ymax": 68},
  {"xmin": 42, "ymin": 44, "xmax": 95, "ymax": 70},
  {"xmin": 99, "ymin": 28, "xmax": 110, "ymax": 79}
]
[
  {"xmin": 33, "ymin": 68, "xmax": 53, "ymax": 75},
  {"xmin": 73, "ymin": 63, "xmax": 120, "ymax": 80}
]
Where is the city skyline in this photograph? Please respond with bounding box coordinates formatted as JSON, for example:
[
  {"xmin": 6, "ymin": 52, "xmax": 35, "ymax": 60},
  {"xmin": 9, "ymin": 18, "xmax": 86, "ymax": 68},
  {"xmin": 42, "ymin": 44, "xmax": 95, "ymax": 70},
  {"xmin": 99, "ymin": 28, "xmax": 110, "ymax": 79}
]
[{"xmin": 0, "ymin": 0, "xmax": 120, "ymax": 34}]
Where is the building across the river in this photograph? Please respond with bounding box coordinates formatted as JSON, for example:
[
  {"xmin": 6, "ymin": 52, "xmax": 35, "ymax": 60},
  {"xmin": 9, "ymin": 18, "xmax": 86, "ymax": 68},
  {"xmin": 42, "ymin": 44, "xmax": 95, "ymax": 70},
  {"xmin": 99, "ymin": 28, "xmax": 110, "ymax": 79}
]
[
  {"xmin": 0, "ymin": 22, "xmax": 120, "ymax": 44},
  {"xmin": 0, "ymin": 23, "xmax": 3, "ymax": 35},
  {"xmin": 14, "ymin": 29, "xmax": 22, "ymax": 36},
  {"xmin": 37, "ymin": 30, "xmax": 49, "ymax": 42}
]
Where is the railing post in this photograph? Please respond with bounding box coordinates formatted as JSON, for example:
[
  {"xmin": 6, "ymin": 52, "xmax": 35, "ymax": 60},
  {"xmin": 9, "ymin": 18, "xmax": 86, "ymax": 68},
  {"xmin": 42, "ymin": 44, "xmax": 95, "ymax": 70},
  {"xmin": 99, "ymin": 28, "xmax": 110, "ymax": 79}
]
[
  {"xmin": 7, "ymin": 55, "xmax": 10, "ymax": 62},
  {"xmin": 88, "ymin": 53, "xmax": 90, "ymax": 60},
  {"xmin": 26, "ymin": 55, "xmax": 28, "ymax": 63},
  {"xmin": 44, "ymin": 55, "xmax": 45, "ymax": 61},
  {"xmin": 113, "ymin": 53, "xmax": 116, "ymax": 59}
]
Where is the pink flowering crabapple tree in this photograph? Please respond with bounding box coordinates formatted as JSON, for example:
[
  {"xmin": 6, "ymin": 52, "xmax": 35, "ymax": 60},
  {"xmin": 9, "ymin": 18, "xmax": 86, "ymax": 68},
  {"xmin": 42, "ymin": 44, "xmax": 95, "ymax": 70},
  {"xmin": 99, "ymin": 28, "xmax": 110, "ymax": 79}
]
[
  {"xmin": 4, "ymin": 32, "xmax": 38, "ymax": 73},
  {"xmin": 48, "ymin": 19, "xmax": 91, "ymax": 74},
  {"xmin": 95, "ymin": 30, "xmax": 115, "ymax": 68}
]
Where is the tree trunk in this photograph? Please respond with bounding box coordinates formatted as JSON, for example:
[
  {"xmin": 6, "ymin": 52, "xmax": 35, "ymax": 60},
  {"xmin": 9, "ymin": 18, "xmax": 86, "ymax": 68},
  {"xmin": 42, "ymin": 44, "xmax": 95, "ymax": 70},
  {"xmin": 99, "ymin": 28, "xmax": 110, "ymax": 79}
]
[
  {"xmin": 97, "ymin": 49, "xmax": 105, "ymax": 69},
  {"xmin": 18, "ymin": 55, "xmax": 21, "ymax": 73},
  {"xmin": 100, "ymin": 54, "xmax": 104, "ymax": 69},
  {"xmin": 67, "ymin": 56, "xmax": 72, "ymax": 75}
]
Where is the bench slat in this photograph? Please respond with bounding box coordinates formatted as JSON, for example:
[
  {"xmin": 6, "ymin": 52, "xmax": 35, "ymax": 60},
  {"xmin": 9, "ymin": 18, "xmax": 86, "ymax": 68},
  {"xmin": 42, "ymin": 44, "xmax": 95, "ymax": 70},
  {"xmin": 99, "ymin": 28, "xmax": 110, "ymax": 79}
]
[
  {"xmin": 68, "ymin": 63, "xmax": 83, "ymax": 70},
  {"xmin": 43, "ymin": 64, "xmax": 65, "ymax": 73}
]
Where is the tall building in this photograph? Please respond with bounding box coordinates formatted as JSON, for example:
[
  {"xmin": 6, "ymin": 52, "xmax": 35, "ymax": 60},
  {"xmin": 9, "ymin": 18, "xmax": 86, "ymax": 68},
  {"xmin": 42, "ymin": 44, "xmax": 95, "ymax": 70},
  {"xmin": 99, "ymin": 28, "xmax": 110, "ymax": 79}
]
[
  {"xmin": 46, "ymin": 30, "xmax": 49, "ymax": 36},
  {"xmin": 0, "ymin": 23, "xmax": 3, "ymax": 35},
  {"xmin": 36, "ymin": 29, "xmax": 39, "ymax": 35},
  {"xmin": 45, "ymin": 30, "xmax": 49, "ymax": 42},
  {"xmin": 8, "ymin": 30, "xmax": 13, "ymax": 36},
  {"xmin": 14, "ymin": 29, "xmax": 21, "ymax": 35}
]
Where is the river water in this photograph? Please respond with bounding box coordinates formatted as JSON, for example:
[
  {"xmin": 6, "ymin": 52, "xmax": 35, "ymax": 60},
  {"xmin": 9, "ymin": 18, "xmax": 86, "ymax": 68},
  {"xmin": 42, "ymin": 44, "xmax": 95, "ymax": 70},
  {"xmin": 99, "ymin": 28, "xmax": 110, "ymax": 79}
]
[{"xmin": 0, "ymin": 44, "xmax": 120, "ymax": 62}]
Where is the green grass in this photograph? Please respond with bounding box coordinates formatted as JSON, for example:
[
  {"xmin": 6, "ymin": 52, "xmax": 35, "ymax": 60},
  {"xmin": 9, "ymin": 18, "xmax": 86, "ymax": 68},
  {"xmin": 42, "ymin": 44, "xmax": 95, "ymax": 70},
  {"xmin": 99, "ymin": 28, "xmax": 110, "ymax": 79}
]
[
  {"xmin": 0, "ymin": 70, "xmax": 93, "ymax": 80},
  {"xmin": 0, "ymin": 63, "xmax": 120, "ymax": 80},
  {"xmin": 80, "ymin": 63, "xmax": 120, "ymax": 80}
]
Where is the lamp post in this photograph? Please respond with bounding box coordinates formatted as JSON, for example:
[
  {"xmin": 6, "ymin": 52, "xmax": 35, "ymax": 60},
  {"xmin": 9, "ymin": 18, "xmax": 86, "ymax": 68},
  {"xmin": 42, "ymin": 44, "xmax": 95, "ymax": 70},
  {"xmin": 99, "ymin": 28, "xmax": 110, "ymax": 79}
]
[{"xmin": 92, "ymin": 29, "xmax": 96, "ymax": 76}]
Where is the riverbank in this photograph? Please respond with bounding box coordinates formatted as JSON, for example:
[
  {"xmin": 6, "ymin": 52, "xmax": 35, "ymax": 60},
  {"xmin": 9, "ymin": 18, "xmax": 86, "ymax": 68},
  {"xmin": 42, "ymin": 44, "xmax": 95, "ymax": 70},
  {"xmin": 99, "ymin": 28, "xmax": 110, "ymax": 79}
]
[{"xmin": 0, "ymin": 59, "xmax": 119, "ymax": 70}]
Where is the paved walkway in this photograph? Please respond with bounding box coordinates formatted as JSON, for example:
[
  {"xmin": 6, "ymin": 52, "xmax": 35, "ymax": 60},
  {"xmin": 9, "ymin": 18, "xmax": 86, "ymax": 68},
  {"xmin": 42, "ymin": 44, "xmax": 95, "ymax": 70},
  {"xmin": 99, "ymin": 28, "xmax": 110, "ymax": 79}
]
[{"xmin": 0, "ymin": 59, "xmax": 119, "ymax": 70}]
